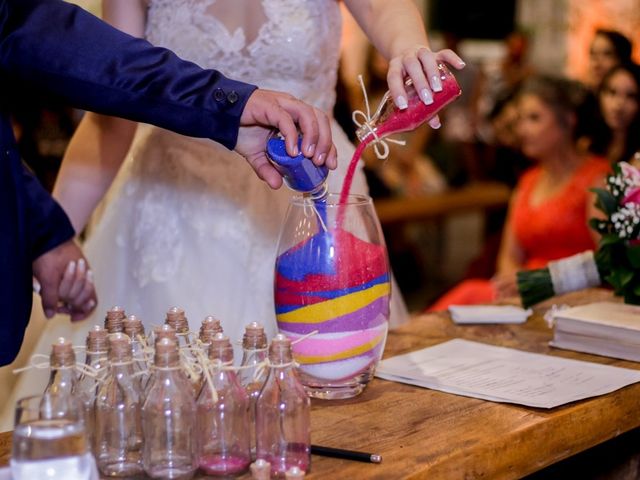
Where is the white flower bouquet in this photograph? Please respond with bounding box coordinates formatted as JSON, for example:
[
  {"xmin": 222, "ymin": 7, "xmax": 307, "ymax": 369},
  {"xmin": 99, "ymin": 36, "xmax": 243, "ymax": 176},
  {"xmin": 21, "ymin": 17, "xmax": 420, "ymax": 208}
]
[{"xmin": 517, "ymin": 160, "xmax": 640, "ymax": 308}]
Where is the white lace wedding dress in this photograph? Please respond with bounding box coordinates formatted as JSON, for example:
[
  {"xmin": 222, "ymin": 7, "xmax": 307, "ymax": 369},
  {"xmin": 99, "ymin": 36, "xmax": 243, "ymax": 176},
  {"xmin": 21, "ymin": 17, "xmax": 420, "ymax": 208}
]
[{"xmin": 0, "ymin": 0, "xmax": 409, "ymax": 429}]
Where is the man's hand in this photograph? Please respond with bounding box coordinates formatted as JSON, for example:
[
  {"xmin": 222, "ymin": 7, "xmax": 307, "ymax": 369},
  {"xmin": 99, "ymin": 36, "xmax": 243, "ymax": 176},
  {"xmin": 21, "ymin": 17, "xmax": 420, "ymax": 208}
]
[
  {"xmin": 235, "ymin": 89, "xmax": 337, "ymax": 189},
  {"xmin": 32, "ymin": 239, "xmax": 97, "ymax": 321}
]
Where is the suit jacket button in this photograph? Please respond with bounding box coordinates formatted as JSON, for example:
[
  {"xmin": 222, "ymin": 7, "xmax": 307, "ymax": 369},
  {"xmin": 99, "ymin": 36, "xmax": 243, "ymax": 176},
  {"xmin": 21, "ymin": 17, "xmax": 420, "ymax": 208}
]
[
  {"xmin": 227, "ymin": 91, "xmax": 239, "ymax": 104},
  {"xmin": 214, "ymin": 88, "xmax": 225, "ymax": 101}
]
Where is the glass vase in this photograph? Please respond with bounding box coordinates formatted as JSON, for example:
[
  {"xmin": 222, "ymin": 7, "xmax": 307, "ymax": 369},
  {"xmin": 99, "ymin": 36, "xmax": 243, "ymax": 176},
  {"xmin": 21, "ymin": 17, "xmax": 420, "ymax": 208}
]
[{"xmin": 274, "ymin": 193, "xmax": 390, "ymax": 399}]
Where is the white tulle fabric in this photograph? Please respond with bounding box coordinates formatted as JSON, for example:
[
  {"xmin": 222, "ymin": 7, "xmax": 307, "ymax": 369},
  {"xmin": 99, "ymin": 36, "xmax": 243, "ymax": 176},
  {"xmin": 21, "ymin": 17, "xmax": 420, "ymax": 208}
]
[{"xmin": 0, "ymin": 0, "xmax": 409, "ymax": 430}]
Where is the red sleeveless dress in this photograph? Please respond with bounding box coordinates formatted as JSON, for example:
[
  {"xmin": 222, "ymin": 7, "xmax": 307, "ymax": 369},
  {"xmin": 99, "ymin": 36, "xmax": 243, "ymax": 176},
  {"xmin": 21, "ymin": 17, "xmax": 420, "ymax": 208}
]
[{"xmin": 427, "ymin": 156, "xmax": 612, "ymax": 311}]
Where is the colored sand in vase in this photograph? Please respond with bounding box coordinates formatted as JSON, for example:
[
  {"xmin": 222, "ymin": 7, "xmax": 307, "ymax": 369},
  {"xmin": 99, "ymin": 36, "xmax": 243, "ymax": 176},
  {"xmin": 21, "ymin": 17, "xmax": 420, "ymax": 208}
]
[
  {"xmin": 199, "ymin": 454, "xmax": 250, "ymax": 475},
  {"xmin": 275, "ymin": 228, "xmax": 390, "ymax": 381}
]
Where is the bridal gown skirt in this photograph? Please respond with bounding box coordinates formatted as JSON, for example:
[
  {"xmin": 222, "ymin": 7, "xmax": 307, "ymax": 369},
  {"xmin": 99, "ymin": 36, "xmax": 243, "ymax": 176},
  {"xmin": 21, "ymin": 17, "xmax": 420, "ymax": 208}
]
[{"xmin": 0, "ymin": 121, "xmax": 409, "ymax": 430}]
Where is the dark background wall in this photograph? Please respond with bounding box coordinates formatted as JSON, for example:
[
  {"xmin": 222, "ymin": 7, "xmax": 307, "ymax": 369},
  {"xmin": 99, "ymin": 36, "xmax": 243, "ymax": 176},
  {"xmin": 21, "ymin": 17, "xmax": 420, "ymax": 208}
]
[{"xmin": 429, "ymin": 0, "xmax": 517, "ymax": 39}]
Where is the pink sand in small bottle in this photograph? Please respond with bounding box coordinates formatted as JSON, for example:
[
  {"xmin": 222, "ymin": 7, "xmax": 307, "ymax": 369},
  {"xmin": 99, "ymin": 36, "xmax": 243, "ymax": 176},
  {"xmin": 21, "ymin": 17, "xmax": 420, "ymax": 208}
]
[
  {"xmin": 338, "ymin": 65, "xmax": 462, "ymax": 209},
  {"xmin": 199, "ymin": 454, "xmax": 251, "ymax": 475}
]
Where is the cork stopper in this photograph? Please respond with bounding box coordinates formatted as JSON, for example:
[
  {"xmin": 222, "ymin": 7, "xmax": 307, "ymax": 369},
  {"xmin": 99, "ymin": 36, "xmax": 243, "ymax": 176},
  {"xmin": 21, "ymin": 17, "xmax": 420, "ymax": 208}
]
[
  {"xmin": 108, "ymin": 332, "xmax": 132, "ymax": 362},
  {"xmin": 268, "ymin": 333, "xmax": 293, "ymax": 365},
  {"xmin": 199, "ymin": 315, "xmax": 223, "ymax": 345},
  {"xmin": 104, "ymin": 306, "xmax": 126, "ymax": 333},
  {"xmin": 153, "ymin": 324, "xmax": 177, "ymax": 345},
  {"xmin": 154, "ymin": 337, "xmax": 179, "ymax": 368},
  {"xmin": 85, "ymin": 325, "xmax": 108, "ymax": 353},
  {"xmin": 242, "ymin": 322, "xmax": 267, "ymax": 349},
  {"xmin": 50, "ymin": 337, "xmax": 76, "ymax": 368},
  {"xmin": 207, "ymin": 333, "xmax": 233, "ymax": 363},
  {"xmin": 165, "ymin": 306, "xmax": 189, "ymax": 334},
  {"xmin": 124, "ymin": 314, "xmax": 145, "ymax": 339}
]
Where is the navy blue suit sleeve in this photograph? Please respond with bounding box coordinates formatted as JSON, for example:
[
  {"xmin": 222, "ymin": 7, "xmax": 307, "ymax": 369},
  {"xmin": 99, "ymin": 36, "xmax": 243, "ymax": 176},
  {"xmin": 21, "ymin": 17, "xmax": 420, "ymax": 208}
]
[
  {"xmin": 0, "ymin": 0, "xmax": 257, "ymax": 150},
  {"xmin": 21, "ymin": 162, "xmax": 75, "ymax": 260}
]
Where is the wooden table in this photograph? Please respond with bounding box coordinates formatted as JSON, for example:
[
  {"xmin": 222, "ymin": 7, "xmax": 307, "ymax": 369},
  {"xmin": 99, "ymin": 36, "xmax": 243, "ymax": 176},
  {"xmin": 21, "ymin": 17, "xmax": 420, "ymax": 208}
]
[{"xmin": 2, "ymin": 288, "xmax": 639, "ymax": 479}]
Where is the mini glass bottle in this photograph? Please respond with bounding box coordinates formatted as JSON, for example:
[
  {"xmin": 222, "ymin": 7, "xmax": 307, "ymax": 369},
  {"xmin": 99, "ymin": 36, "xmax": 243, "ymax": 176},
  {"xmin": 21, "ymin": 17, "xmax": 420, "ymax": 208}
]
[
  {"xmin": 197, "ymin": 333, "xmax": 251, "ymax": 476},
  {"xmin": 44, "ymin": 337, "xmax": 78, "ymax": 398},
  {"xmin": 144, "ymin": 324, "xmax": 179, "ymax": 397},
  {"xmin": 266, "ymin": 134, "xmax": 328, "ymax": 200},
  {"xmin": 238, "ymin": 322, "xmax": 269, "ymax": 459},
  {"xmin": 199, "ymin": 315, "xmax": 224, "ymax": 352},
  {"xmin": 165, "ymin": 306, "xmax": 195, "ymax": 349},
  {"xmin": 73, "ymin": 325, "xmax": 109, "ymax": 453},
  {"xmin": 196, "ymin": 316, "xmax": 224, "ymax": 394},
  {"xmin": 355, "ymin": 63, "xmax": 462, "ymax": 146},
  {"xmin": 104, "ymin": 305, "xmax": 126, "ymax": 334},
  {"xmin": 95, "ymin": 333, "xmax": 144, "ymax": 477},
  {"xmin": 142, "ymin": 337, "xmax": 197, "ymax": 479},
  {"xmin": 153, "ymin": 323, "xmax": 177, "ymax": 343},
  {"xmin": 165, "ymin": 306, "xmax": 199, "ymax": 390},
  {"xmin": 255, "ymin": 334, "xmax": 310, "ymax": 477},
  {"xmin": 124, "ymin": 314, "xmax": 149, "ymax": 389}
]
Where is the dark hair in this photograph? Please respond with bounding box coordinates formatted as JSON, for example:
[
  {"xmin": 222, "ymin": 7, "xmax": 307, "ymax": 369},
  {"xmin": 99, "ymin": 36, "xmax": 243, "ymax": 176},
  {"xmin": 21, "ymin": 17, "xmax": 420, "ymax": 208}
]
[
  {"xmin": 488, "ymin": 85, "xmax": 520, "ymax": 121},
  {"xmin": 517, "ymin": 74, "xmax": 589, "ymax": 139},
  {"xmin": 594, "ymin": 29, "xmax": 633, "ymax": 63},
  {"xmin": 589, "ymin": 62, "xmax": 640, "ymax": 163}
]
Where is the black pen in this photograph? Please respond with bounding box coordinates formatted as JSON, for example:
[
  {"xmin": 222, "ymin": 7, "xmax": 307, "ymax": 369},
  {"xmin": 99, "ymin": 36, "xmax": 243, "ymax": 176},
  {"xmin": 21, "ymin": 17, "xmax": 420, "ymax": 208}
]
[{"xmin": 311, "ymin": 444, "xmax": 382, "ymax": 463}]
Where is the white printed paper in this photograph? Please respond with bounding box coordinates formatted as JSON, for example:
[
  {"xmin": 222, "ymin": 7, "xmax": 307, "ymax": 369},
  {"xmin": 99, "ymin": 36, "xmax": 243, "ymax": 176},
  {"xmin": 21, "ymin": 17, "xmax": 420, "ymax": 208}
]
[{"xmin": 375, "ymin": 339, "xmax": 640, "ymax": 408}]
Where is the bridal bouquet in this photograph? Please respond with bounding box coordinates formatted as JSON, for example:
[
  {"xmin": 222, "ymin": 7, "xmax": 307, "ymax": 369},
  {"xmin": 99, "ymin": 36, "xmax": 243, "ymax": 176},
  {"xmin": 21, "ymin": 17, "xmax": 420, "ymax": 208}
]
[{"xmin": 517, "ymin": 160, "xmax": 640, "ymax": 308}]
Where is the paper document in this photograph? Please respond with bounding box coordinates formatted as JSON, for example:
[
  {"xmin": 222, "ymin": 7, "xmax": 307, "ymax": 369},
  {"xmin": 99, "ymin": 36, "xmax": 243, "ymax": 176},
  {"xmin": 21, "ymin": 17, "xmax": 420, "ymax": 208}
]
[{"xmin": 375, "ymin": 339, "xmax": 640, "ymax": 408}]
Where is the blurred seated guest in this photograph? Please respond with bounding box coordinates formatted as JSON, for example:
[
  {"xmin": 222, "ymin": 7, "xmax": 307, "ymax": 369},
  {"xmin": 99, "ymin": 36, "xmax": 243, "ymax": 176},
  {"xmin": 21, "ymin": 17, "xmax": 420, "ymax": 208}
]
[
  {"xmin": 484, "ymin": 87, "xmax": 531, "ymax": 188},
  {"xmin": 460, "ymin": 87, "xmax": 531, "ymax": 280},
  {"xmin": 577, "ymin": 29, "xmax": 634, "ymax": 150},
  {"xmin": 478, "ymin": 30, "xmax": 535, "ymax": 137},
  {"xmin": 587, "ymin": 62, "xmax": 640, "ymax": 165},
  {"xmin": 586, "ymin": 29, "xmax": 633, "ymax": 92},
  {"xmin": 427, "ymin": 75, "xmax": 612, "ymax": 310}
]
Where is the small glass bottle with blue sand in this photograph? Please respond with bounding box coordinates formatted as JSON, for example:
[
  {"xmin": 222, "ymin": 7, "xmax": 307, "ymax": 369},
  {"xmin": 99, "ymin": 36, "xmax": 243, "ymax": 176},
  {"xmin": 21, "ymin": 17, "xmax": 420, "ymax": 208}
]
[{"xmin": 266, "ymin": 134, "xmax": 328, "ymax": 201}]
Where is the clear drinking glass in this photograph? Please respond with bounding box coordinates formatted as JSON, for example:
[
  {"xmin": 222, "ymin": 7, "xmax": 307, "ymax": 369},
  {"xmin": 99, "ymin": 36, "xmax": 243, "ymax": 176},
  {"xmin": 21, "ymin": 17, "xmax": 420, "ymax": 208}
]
[
  {"xmin": 274, "ymin": 193, "xmax": 391, "ymax": 399},
  {"xmin": 11, "ymin": 393, "xmax": 97, "ymax": 480}
]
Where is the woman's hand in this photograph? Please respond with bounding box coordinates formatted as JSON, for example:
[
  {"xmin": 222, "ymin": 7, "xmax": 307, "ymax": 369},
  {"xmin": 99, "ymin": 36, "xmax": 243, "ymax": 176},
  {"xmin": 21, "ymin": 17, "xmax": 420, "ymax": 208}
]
[
  {"xmin": 56, "ymin": 258, "xmax": 96, "ymax": 320},
  {"xmin": 387, "ymin": 47, "xmax": 465, "ymax": 128},
  {"xmin": 491, "ymin": 271, "xmax": 520, "ymax": 300},
  {"xmin": 32, "ymin": 240, "xmax": 97, "ymax": 321}
]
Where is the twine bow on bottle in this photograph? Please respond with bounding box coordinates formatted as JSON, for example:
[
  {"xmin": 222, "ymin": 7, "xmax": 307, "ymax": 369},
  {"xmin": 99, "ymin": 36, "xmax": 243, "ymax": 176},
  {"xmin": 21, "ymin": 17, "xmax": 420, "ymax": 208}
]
[
  {"xmin": 351, "ymin": 74, "xmax": 406, "ymax": 160},
  {"xmin": 13, "ymin": 353, "xmax": 104, "ymax": 379}
]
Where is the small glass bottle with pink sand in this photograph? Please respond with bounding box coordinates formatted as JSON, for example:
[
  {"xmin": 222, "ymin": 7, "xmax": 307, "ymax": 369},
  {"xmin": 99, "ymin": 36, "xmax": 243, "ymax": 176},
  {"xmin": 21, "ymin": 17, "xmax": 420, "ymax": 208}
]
[{"xmin": 196, "ymin": 333, "xmax": 251, "ymax": 476}]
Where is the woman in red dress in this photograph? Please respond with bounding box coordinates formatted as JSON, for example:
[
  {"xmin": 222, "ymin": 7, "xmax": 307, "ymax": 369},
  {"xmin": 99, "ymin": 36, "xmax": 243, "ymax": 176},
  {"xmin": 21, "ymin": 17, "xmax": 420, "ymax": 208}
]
[{"xmin": 428, "ymin": 75, "xmax": 612, "ymax": 310}]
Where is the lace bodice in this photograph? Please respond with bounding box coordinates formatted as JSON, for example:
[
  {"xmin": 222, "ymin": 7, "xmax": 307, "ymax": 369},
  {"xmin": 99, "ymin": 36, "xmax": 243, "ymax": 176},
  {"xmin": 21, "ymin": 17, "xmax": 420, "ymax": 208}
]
[{"xmin": 146, "ymin": 0, "xmax": 342, "ymax": 113}]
